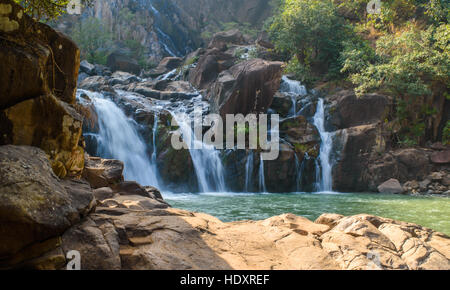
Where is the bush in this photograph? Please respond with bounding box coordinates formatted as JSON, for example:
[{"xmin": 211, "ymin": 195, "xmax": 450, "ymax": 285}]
[{"xmin": 267, "ymin": 0, "xmax": 352, "ymax": 79}]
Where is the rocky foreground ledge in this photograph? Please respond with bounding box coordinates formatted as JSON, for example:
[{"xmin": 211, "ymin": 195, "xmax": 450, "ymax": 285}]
[{"xmin": 1, "ymin": 145, "xmax": 449, "ymax": 270}]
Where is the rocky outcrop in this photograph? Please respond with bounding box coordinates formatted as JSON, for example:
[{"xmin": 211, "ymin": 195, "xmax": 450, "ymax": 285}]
[
  {"xmin": 0, "ymin": 0, "xmax": 79, "ymax": 108},
  {"xmin": 378, "ymin": 179, "xmax": 404, "ymax": 194},
  {"xmin": 0, "ymin": 0, "xmax": 84, "ymax": 178},
  {"xmin": 0, "ymin": 145, "xmax": 95, "ymax": 267},
  {"xmin": 53, "ymin": 208, "xmax": 450, "ymax": 269},
  {"xmin": 207, "ymin": 58, "xmax": 284, "ymax": 117}
]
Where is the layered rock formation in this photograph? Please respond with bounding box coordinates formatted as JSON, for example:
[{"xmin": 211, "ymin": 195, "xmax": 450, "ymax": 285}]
[{"xmin": 0, "ymin": 0, "xmax": 83, "ymax": 178}]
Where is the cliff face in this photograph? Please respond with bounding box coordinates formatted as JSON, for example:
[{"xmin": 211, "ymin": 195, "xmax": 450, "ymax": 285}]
[{"xmin": 54, "ymin": 0, "xmax": 272, "ymax": 65}]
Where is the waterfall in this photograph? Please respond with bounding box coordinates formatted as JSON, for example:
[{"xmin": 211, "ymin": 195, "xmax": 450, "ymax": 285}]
[
  {"xmin": 244, "ymin": 151, "xmax": 254, "ymax": 192},
  {"xmin": 280, "ymin": 76, "xmax": 308, "ymax": 117},
  {"xmin": 294, "ymin": 154, "xmax": 307, "ymax": 192},
  {"xmin": 258, "ymin": 154, "xmax": 267, "ymax": 193},
  {"xmin": 170, "ymin": 113, "xmax": 226, "ymax": 193},
  {"xmin": 157, "ymin": 69, "xmax": 178, "ymax": 81},
  {"xmin": 151, "ymin": 112, "xmax": 161, "ymax": 183},
  {"xmin": 313, "ymin": 98, "xmax": 334, "ymax": 192},
  {"xmin": 80, "ymin": 91, "xmax": 160, "ymax": 188}
]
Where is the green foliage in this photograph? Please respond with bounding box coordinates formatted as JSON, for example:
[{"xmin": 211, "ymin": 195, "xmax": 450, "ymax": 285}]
[
  {"xmin": 267, "ymin": 0, "xmax": 352, "ymax": 79},
  {"xmin": 443, "ymin": 121, "xmax": 450, "ymax": 145},
  {"xmin": 70, "ymin": 17, "xmax": 112, "ymax": 65},
  {"xmin": 350, "ymin": 23, "xmax": 449, "ymax": 144},
  {"xmin": 14, "ymin": 0, "xmax": 92, "ymax": 20}
]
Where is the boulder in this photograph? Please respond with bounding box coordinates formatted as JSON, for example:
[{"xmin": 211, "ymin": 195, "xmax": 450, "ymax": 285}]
[
  {"xmin": 107, "ymin": 51, "xmax": 140, "ymax": 75},
  {"xmin": 0, "ymin": 94, "xmax": 85, "ymax": 178},
  {"xmin": 79, "ymin": 60, "xmax": 96, "ymax": 76},
  {"xmin": 146, "ymin": 57, "xmax": 183, "ymax": 78},
  {"xmin": 431, "ymin": 150, "xmax": 450, "ymax": 164},
  {"xmin": 378, "ymin": 179, "xmax": 404, "ymax": 194},
  {"xmin": 0, "ymin": 145, "xmax": 94, "ymax": 260},
  {"xmin": 0, "ymin": 0, "xmax": 79, "ymax": 108},
  {"xmin": 188, "ymin": 48, "xmax": 235, "ymax": 89},
  {"xmin": 99, "ymin": 195, "xmax": 169, "ymax": 211},
  {"xmin": 207, "ymin": 58, "xmax": 284, "ymax": 117},
  {"xmin": 83, "ymin": 156, "xmax": 124, "ymax": 189},
  {"xmin": 208, "ymin": 29, "xmax": 246, "ymax": 50}
]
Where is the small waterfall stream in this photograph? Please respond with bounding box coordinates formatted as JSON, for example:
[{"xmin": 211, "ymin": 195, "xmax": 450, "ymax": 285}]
[
  {"xmin": 170, "ymin": 111, "xmax": 226, "ymax": 193},
  {"xmin": 259, "ymin": 154, "xmax": 267, "ymax": 193},
  {"xmin": 280, "ymin": 76, "xmax": 308, "ymax": 117},
  {"xmin": 313, "ymin": 99, "xmax": 334, "ymax": 192},
  {"xmin": 80, "ymin": 91, "xmax": 160, "ymax": 188},
  {"xmin": 244, "ymin": 151, "xmax": 254, "ymax": 192}
]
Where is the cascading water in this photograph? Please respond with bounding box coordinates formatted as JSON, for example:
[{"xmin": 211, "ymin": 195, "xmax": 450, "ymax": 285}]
[
  {"xmin": 280, "ymin": 76, "xmax": 308, "ymax": 117},
  {"xmin": 170, "ymin": 110, "xmax": 226, "ymax": 193},
  {"xmin": 259, "ymin": 154, "xmax": 267, "ymax": 193},
  {"xmin": 79, "ymin": 90, "xmax": 160, "ymax": 188},
  {"xmin": 244, "ymin": 151, "xmax": 254, "ymax": 192},
  {"xmin": 313, "ymin": 98, "xmax": 334, "ymax": 192}
]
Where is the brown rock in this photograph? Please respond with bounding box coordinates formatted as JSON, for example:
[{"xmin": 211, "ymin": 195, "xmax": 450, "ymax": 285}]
[
  {"xmin": 0, "ymin": 145, "xmax": 94, "ymax": 259},
  {"xmin": 431, "ymin": 150, "xmax": 450, "ymax": 164},
  {"xmin": 207, "ymin": 58, "xmax": 284, "ymax": 117},
  {"xmin": 208, "ymin": 29, "xmax": 246, "ymax": 50},
  {"xmin": 378, "ymin": 179, "xmax": 404, "ymax": 194},
  {"xmin": 83, "ymin": 156, "xmax": 124, "ymax": 189}
]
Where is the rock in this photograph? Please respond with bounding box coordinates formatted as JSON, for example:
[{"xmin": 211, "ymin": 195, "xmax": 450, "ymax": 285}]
[
  {"xmin": 93, "ymin": 187, "xmax": 115, "ymax": 201},
  {"xmin": 280, "ymin": 115, "xmax": 320, "ymax": 156},
  {"xmin": 78, "ymin": 75, "xmax": 110, "ymax": 91},
  {"xmin": 79, "ymin": 60, "xmax": 96, "ymax": 75},
  {"xmin": 109, "ymin": 71, "xmax": 140, "ymax": 86},
  {"xmin": 431, "ymin": 150, "xmax": 450, "ymax": 164},
  {"xmin": 83, "ymin": 156, "xmax": 124, "ymax": 189},
  {"xmin": 56, "ymin": 209, "xmax": 450, "ymax": 270},
  {"xmin": 0, "ymin": 0, "xmax": 80, "ymax": 108},
  {"xmin": 208, "ymin": 29, "xmax": 246, "ymax": 50},
  {"xmin": 107, "ymin": 51, "xmax": 141, "ymax": 75},
  {"xmin": 61, "ymin": 217, "xmax": 121, "ymax": 270},
  {"xmin": 189, "ymin": 48, "xmax": 235, "ymax": 90},
  {"xmin": 419, "ymin": 179, "xmax": 432, "ymax": 191},
  {"xmin": 378, "ymin": 179, "xmax": 404, "ymax": 194},
  {"xmin": 146, "ymin": 57, "xmax": 183, "ymax": 78},
  {"xmin": 144, "ymin": 186, "xmax": 164, "ymax": 201},
  {"xmin": 328, "ymin": 91, "xmax": 390, "ymax": 130},
  {"xmin": 99, "ymin": 195, "xmax": 169, "ymax": 211},
  {"xmin": 207, "ymin": 58, "xmax": 284, "ymax": 117},
  {"xmin": 0, "ymin": 145, "xmax": 94, "ymax": 259},
  {"xmin": 429, "ymin": 172, "xmax": 444, "ymax": 181},
  {"xmin": 112, "ymin": 181, "xmax": 152, "ymax": 198},
  {"xmin": 1, "ymin": 94, "xmax": 85, "ymax": 178}
]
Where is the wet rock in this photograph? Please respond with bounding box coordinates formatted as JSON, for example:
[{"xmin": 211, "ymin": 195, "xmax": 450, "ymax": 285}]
[
  {"xmin": 378, "ymin": 179, "xmax": 404, "ymax": 194},
  {"xmin": 146, "ymin": 57, "xmax": 183, "ymax": 78},
  {"xmin": 93, "ymin": 187, "xmax": 115, "ymax": 201}
]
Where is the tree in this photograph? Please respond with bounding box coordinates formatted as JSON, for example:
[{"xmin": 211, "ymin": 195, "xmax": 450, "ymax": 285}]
[
  {"xmin": 267, "ymin": 0, "xmax": 351, "ymax": 78},
  {"xmin": 13, "ymin": 0, "xmax": 92, "ymax": 20},
  {"xmin": 70, "ymin": 17, "xmax": 112, "ymax": 65}
]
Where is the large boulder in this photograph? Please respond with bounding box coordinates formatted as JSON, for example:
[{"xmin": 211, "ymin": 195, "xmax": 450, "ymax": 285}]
[
  {"xmin": 207, "ymin": 58, "xmax": 284, "ymax": 117},
  {"xmin": 0, "ymin": 94, "xmax": 85, "ymax": 178},
  {"xmin": 188, "ymin": 48, "xmax": 235, "ymax": 90},
  {"xmin": 0, "ymin": 146, "xmax": 94, "ymax": 262},
  {"xmin": 107, "ymin": 51, "xmax": 141, "ymax": 75},
  {"xmin": 378, "ymin": 179, "xmax": 404, "ymax": 194},
  {"xmin": 0, "ymin": 0, "xmax": 79, "ymax": 108},
  {"xmin": 83, "ymin": 156, "xmax": 124, "ymax": 189},
  {"xmin": 208, "ymin": 29, "xmax": 246, "ymax": 50},
  {"xmin": 146, "ymin": 57, "xmax": 183, "ymax": 78}
]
